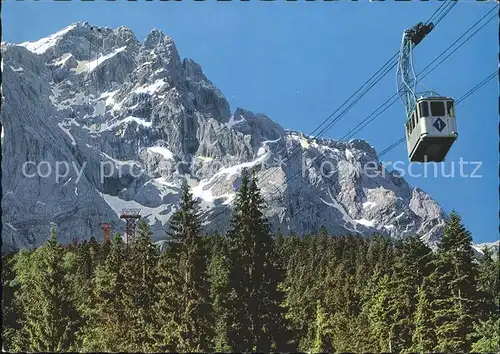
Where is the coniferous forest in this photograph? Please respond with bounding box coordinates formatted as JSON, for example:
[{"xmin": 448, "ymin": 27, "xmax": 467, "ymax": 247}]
[{"xmin": 2, "ymin": 169, "xmax": 499, "ymax": 353}]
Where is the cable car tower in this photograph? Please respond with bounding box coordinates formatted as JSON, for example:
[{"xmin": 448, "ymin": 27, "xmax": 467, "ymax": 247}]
[
  {"xmin": 120, "ymin": 208, "xmax": 141, "ymax": 244},
  {"xmin": 397, "ymin": 22, "xmax": 458, "ymax": 163}
]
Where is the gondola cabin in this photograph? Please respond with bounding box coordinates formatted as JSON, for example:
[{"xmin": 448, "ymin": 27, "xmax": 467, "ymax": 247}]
[{"xmin": 405, "ymin": 96, "xmax": 457, "ymax": 162}]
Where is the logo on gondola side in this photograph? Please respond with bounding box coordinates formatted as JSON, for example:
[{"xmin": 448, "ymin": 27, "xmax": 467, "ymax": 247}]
[{"xmin": 433, "ymin": 118, "xmax": 446, "ymax": 132}]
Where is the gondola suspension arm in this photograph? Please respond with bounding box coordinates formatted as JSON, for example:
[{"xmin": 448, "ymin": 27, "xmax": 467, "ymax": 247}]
[{"xmin": 397, "ymin": 22, "xmax": 434, "ymax": 117}]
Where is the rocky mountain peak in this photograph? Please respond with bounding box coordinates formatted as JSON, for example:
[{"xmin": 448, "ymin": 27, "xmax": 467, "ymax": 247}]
[
  {"xmin": 1, "ymin": 23, "xmax": 450, "ymax": 253},
  {"xmin": 143, "ymin": 28, "xmax": 172, "ymax": 49},
  {"xmin": 183, "ymin": 58, "xmax": 205, "ymax": 81}
]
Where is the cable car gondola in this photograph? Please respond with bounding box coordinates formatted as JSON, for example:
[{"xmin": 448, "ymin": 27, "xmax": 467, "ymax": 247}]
[
  {"xmin": 405, "ymin": 95, "xmax": 457, "ymax": 162},
  {"xmin": 397, "ymin": 22, "xmax": 458, "ymax": 163}
]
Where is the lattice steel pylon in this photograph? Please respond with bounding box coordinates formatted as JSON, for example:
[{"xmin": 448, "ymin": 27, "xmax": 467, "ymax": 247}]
[
  {"xmin": 119, "ymin": 209, "xmax": 141, "ymax": 244},
  {"xmin": 100, "ymin": 222, "xmax": 112, "ymax": 242},
  {"xmin": 397, "ymin": 22, "xmax": 434, "ymax": 117}
]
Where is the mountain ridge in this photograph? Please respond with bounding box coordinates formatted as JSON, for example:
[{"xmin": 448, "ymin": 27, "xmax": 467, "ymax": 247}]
[{"xmin": 2, "ymin": 22, "xmax": 448, "ymax": 252}]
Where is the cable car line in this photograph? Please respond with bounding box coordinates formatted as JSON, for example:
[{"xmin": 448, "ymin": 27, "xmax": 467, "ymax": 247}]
[
  {"xmin": 378, "ymin": 69, "xmax": 498, "ymax": 159},
  {"xmin": 455, "ymin": 70, "xmax": 498, "ymax": 105},
  {"xmin": 196, "ymin": 2, "xmax": 493, "ymax": 230},
  {"xmin": 256, "ymin": 0, "xmax": 457, "ymax": 188},
  {"xmin": 244, "ymin": 16, "xmax": 495, "ymax": 217},
  {"xmin": 313, "ymin": 0, "xmax": 456, "ymax": 137},
  {"xmin": 258, "ymin": 10, "xmax": 485, "ymax": 203},
  {"xmin": 378, "ymin": 137, "xmax": 406, "ymax": 158},
  {"xmin": 397, "ymin": 4, "xmax": 496, "ymax": 162},
  {"xmin": 339, "ymin": 5, "xmax": 497, "ymax": 142},
  {"xmin": 255, "ymin": 52, "xmax": 398, "ymax": 186},
  {"xmin": 259, "ymin": 68, "xmax": 499, "ymax": 229},
  {"xmin": 414, "ymin": 5, "xmax": 497, "ymax": 88},
  {"xmin": 200, "ymin": 1, "xmax": 457, "ymax": 191},
  {"xmin": 427, "ymin": 0, "xmax": 457, "ymax": 27}
]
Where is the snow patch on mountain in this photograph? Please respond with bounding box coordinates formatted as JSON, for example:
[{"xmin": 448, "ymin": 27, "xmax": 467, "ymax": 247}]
[
  {"xmin": 226, "ymin": 115, "xmax": 246, "ymax": 129},
  {"xmin": 57, "ymin": 123, "xmax": 77, "ymax": 146},
  {"xmin": 197, "ymin": 156, "xmax": 214, "ymax": 162},
  {"xmin": 101, "ymin": 192, "xmax": 173, "ymax": 225},
  {"xmin": 473, "ymin": 241, "xmax": 499, "ymax": 258},
  {"xmin": 362, "ymin": 201, "xmax": 377, "ymax": 209},
  {"xmin": 354, "ymin": 219, "xmax": 376, "ymax": 228},
  {"xmin": 52, "ymin": 53, "xmax": 73, "ymax": 66},
  {"xmin": 73, "ymin": 46, "xmax": 127, "ymax": 74},
  {"xmin": 134, "ymin": 78, "xmax": 166, "ymax": 95},
  {"xmin": 147, "ymin": 146, "xmax": 174, "ymax": 160},
  {"xmin": 19, "ymin": 24, "xmax": 77, "ymax": 54},
  {"xmin": 104, "ymin": 116, "xmax": 152, "ymax": 131},
  {"xmin": 10, "ymin": 66, "xmax": 24, "ymax": 72}
]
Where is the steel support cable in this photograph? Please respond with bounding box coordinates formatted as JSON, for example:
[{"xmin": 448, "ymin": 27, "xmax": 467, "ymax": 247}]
[
  {"xmin": 432, "ymin": 0, "xmax": 459, "ymax": 26},
  {"xmin": 416, "ymin": 5, "xmax": 497, "ymax": 82},
  {"xmin": 256, "ymin": 2, "xmax": 457, "ymax": 188},
  {"xmin": 426, "ymin": 4, "xmax": 447, "ymax": 25},
  {"xmin": 426, "ymin": 0, "xmax": 456, "ymax": 25},
  {"xmin": 340, "ymin": 96, "xmax": 399, "ymax": 142},
  {"xmin": 257, "ymin": 55, "xmax": 401, "ymax": 186},
  {"xmin": 378, "ymin": 69, "xmax": 498, "ymax": 159},
  {"xmin": 455, "ymin": 70, "xmax": 498, "ymax": 105},
  {"xmin": 339, "ymin": 5, "xmax": 497, "ymax": 142},
  {"xmin": 378, "ymin": 137, "xmax": 406, "ymax": 157},
  {"xmin": 256, "ymin": 53, "xmax": 399, "ymax": 186}
]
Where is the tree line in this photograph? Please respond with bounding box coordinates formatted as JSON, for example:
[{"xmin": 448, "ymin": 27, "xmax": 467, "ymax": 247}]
[{"xmin": 2, "ymin": 169, "xmax": 499, "ymax": 352}]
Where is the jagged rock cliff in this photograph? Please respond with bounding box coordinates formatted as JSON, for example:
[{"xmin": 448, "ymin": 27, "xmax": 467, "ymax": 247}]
[{"xmin": 1, "ymin": 22, "xmax": 446, "ymax": 252}]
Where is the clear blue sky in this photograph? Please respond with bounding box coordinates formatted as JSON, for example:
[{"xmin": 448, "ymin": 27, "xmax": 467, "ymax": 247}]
[{"xmin": 3, "ymin": 1, "xmax": 498, "ymax": 243}]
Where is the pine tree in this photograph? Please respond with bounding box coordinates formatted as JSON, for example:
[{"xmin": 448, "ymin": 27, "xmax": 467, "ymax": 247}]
[
  {"xmin": 99, "ymin": 238, "xmax": 111, "ymax": 264},
  {"xmin": 312, "ymin": 300, "xmax": 335, "ymax": 353},
  {"xmin": 225, "ymin": 168, "xmax": 288, "ymax": 351},
  {"xmin": 366, "ymin": 234, "xmax": 394, "ymax": 275},
  {"xmin": 113, "ymin": 232, "xmax": 122, "ymax": 244},
  {"xmin": 61, "ymin": 247, "xmax": 89, "ymax": 350},
  {"xmin": 1, "ymin": 252, "xmax": 23, "ymax": 351},
  {"xmin": 14, "ymin": 226, "xmax": 79, "ymax": 352},
  {"xmin": 366, "ymin": 272, "xmax": 393, "ymax": 352},
  {"xmin": 470, "ymin": 317, "xmax": 500, "ymax": 353},
  {"xmin": 120, "ymin": 220, "xmax": 158, "ymax": 351},
  {"xmin": 165, "ymin": 182, "xmax": 214, "ymax": 351},
  {"xmin": 472, "ymin": 247, "xmax": 500, "ymax": 351},
  {"xmin": 387, "ymin": 236, "xmax": 433, "ymax": 351},
  {"xmin": 476, "ymin": 246, "xmax": 500, "ymax": 319},
  {"xmin": 430, "ymin": 211, "xmax": 478, "ymax": 352},
  {"xmin": 150, "ymin": 244, "xmax": 182, "ymax": 351},
  {"xmin": 208, "ymin": 234, "xmax": 232, "ymax": 352},
  {"xmin": 79, "ymin": 235, "xmax": 129, "ymax": 352},
  {"xmin": 248, "ymin": 170, "xmax": 289, "ymax": 350},
  {"xmin": 410, "ymin": 279, "xmax": 437, "ymax": 352},
  {"xmin": 224, "ymin": 168, "xmax": 255, "ymax": 350},
  {"xmin": 281, "ymin": 235, "xmax": 318, "ymax": 350}
]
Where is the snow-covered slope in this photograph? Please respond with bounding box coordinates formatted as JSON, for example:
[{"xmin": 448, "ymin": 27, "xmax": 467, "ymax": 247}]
[
  {"xmin": 1, "ymin": 22, "xmax": 447, "ymax": 252},
  {"xmin": 472, "ymin": 241, "xmax": 499, "ymax": 258}
]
